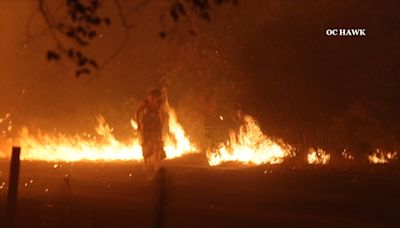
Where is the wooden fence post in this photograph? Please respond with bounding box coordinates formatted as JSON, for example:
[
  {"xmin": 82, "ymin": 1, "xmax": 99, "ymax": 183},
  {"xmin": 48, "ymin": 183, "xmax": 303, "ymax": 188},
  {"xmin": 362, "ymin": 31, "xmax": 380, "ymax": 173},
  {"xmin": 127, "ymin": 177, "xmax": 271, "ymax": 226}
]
[
  {"xmin": 155, "ymin": 168, "xmax": 166, "ymax": 228},
  {"xmin": 6, "ymin": 147, "xmax": 21, "ymax": 228}
]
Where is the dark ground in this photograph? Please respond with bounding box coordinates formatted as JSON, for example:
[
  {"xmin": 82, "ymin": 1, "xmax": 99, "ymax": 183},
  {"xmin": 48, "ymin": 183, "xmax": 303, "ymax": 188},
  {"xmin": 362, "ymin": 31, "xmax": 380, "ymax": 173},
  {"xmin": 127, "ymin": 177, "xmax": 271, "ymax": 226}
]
[{"xmin": 0, "ymin": 156, "xmax": 399, "ymax": 228}]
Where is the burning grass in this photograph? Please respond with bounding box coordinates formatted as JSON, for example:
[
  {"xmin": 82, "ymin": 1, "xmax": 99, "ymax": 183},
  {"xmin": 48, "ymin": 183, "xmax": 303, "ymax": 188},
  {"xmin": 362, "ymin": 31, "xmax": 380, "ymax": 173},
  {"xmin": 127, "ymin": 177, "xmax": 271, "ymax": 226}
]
[
  {"xmin": 0, "ymin": 109, "xmax": 399, "ymax": 166},
  {"xmin": 368, "ymin": 149, "xmax": 398, "ymax": 164},
  {"xmin": 1, "ymin": 107, "xmax": 197, "ymax": 162},
  {"xmin": 207, "ymin": 115, "xmax": 293, "ymax": 166},
  {"xmin": 307, "ymin": 148, "xmax": 330, "ymax": 165}
]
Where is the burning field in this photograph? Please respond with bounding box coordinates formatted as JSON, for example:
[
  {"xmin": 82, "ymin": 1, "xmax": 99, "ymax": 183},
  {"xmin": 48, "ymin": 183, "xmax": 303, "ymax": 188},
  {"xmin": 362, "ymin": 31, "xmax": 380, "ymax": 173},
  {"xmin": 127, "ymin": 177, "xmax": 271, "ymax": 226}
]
[
  {"xmin": 1, "ymin": 106, "xmax": 400, "ymax": 228},
  {"xmin": 1, "ymin": 0, "xmax": 400, "ymax": 227},
  {"xmin": 0, "ymin": 108, "xmax": 398, "ymax": 166},
  {"xmin": 1, "ymin": 87, "xmax": 399, "ymax": 227},
  {"xmin": 2, "ymin": 106, "xmax": 398, "ymax": 227}
]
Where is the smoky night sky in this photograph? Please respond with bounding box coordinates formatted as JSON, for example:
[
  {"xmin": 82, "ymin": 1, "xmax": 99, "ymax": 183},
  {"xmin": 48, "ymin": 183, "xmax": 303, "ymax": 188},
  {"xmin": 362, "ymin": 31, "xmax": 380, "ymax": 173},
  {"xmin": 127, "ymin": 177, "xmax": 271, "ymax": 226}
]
[{"xmin": 1, "ymin": 0, "xmax": 400, "ymax": 154}]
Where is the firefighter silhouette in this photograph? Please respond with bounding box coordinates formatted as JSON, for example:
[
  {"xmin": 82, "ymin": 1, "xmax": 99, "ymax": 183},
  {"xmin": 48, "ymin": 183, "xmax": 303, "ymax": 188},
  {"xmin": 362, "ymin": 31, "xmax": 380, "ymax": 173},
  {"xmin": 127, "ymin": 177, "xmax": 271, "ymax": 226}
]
[{"xmin": 135, "ymin": 89, "xmax": 167, "ymax": 170}]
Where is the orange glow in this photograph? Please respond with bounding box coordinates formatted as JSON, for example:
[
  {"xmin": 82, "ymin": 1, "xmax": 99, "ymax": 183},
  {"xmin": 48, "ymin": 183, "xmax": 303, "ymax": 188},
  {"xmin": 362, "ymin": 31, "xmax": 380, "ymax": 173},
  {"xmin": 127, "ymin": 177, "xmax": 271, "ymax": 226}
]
[
  {"xmin": 307, "ymin": 148, "xmax": 330, "ymax": 165},
  {"xmin": 207, "ymin": 115, "xmax": 292, "ymax": 166},
  {"xmin": 12, "ymin": 107, "xmax": 197, "ymax": 162},
  {"xmin": 2, "ymin": 108, "xmax": 399, "ymax": 167},
  {"xmin": 368, "ymin": 149, "xmax": 398, "ymax": 164},
  {"xmin": 0, "ymin": 113, "xmax": 12, "ymax": 140},
  {"xmin": 164, "ymin": 106, "xmax": 198, "ymax": 158},
  {"xmin": 0, "ymin": 113, "xmax": 13, "ymax": 159}
]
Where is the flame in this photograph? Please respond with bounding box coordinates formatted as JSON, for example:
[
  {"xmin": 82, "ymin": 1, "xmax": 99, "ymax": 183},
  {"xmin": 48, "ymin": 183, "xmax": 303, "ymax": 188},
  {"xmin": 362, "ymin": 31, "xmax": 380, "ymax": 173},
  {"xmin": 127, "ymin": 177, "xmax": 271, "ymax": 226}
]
[
  {"xmin": 12, "ymin": 107, "xmax": 196, "ymax": 162},
  {"xmin": 207, "ymin": 115, "xmax": 291, "ymax": 166},
  {"xmin": 307, "ymin": 148, "xmax": 330, "ymax": 165},
  {"xmin": 130, "ymin": 119, "xmax": 138, "ymax": 131},
  {"xmin": 18, "ymin": 117, "xmax": 142, "ymax": 162},
  {"xmin": 342, "ymin": 149, "xmax": 355, "ymax": 160},
  {"xmin": 164, "ymin": 106, "xmax": 197, "ymax": 158},
  {"xmin": 368, "ymin": 149, "xmax": 398, "ymax": 164},
  {"xmin": 2, "ymin": 107, "xmax": 399, "ymax": 167}
]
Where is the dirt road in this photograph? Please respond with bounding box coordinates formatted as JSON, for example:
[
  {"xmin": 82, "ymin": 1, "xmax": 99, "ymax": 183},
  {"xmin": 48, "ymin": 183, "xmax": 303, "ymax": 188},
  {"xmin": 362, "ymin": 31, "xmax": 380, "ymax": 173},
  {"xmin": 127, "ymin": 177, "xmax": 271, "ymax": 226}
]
[{"xmin": 0, "ymin": 160, "xmax": 399, "ymax": 227}]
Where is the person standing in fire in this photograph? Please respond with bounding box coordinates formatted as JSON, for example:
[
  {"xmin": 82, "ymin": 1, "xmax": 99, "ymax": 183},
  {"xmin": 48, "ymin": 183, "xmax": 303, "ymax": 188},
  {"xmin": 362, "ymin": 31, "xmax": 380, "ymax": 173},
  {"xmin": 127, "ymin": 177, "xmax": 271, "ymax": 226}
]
[{"xmin": 135, "ymin": 89, "xmax": 167, "ymax": 171}]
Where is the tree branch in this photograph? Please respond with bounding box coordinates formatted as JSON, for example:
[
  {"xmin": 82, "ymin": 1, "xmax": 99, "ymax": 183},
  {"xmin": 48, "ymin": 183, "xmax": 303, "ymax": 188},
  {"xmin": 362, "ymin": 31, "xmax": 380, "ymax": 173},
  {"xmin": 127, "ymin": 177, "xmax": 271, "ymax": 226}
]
[
  {"xmin": 98, "ymin": 0, "xmax": 136, "ymax": 69},
  {"xmin": 125, "ymin": 0, "xmax": 153, "ymax": 17},
  {"xmin": 38, "ymin": 0, "xmax": 66, "ymax": 53}
]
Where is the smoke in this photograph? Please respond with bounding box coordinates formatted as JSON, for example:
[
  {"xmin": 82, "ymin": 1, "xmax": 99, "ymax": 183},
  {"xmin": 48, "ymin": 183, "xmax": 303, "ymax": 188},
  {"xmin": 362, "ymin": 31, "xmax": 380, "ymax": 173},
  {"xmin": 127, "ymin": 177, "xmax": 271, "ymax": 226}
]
[{"xmin": 1, "ymin": 0, "xmax": 400, "ymax": 158}]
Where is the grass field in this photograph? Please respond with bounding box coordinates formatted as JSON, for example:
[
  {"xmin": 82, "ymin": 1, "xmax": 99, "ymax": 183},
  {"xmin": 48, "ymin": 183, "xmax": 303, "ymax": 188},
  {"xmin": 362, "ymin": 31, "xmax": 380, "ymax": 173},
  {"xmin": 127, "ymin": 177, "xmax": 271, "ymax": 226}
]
[{"xmin": 0, "ymin": 156, "xmax": 399, "ymax": 227}]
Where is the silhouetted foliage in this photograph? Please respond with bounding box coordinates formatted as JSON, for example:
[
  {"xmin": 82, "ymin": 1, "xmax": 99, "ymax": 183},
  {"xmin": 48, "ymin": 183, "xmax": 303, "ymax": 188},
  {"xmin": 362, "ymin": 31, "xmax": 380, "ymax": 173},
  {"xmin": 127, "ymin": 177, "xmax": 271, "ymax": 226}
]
[
  {"xmin": 40, "ymin": 0, "xmax": 239, "ymax": 76},
  {"xmin": 39, "ymin": 0, "xmax": 110, "ymax": 76},
  {"xmin": 160, "ymin": 0, "xmax": 238, "ymax": 37},
  {"xmin": 46, "ymin": 50, "xmax": 60, "ymax": 61}
]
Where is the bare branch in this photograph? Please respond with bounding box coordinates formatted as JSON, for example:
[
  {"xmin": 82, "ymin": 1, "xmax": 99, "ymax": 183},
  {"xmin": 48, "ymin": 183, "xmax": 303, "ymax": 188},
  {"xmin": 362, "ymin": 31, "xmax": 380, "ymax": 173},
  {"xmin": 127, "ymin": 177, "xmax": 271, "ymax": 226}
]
[
  {"xmin": 114, "ymin": 0, "xmax": 136, "ymax": 29},
  {"xmin": 125, "ymin": 0, "xmax": 153, "ymax": 17},
  {"xmin": 98, "ymin": 24, "xmax": 131, "ymax": 69},
  {"xmin": 98, "ymin": 0, "xmax": 136, "ymax": 69},
  {"xmin": 33, "ymin": 0, "xmax": 239, "ymax": 76},
  {"xmin": 38, "ymin": 0, "xmax": 65, "ymax": 52},
  {"xmin": 26, "ymin": 1, "xmax": 66, "ymax": 45}
]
